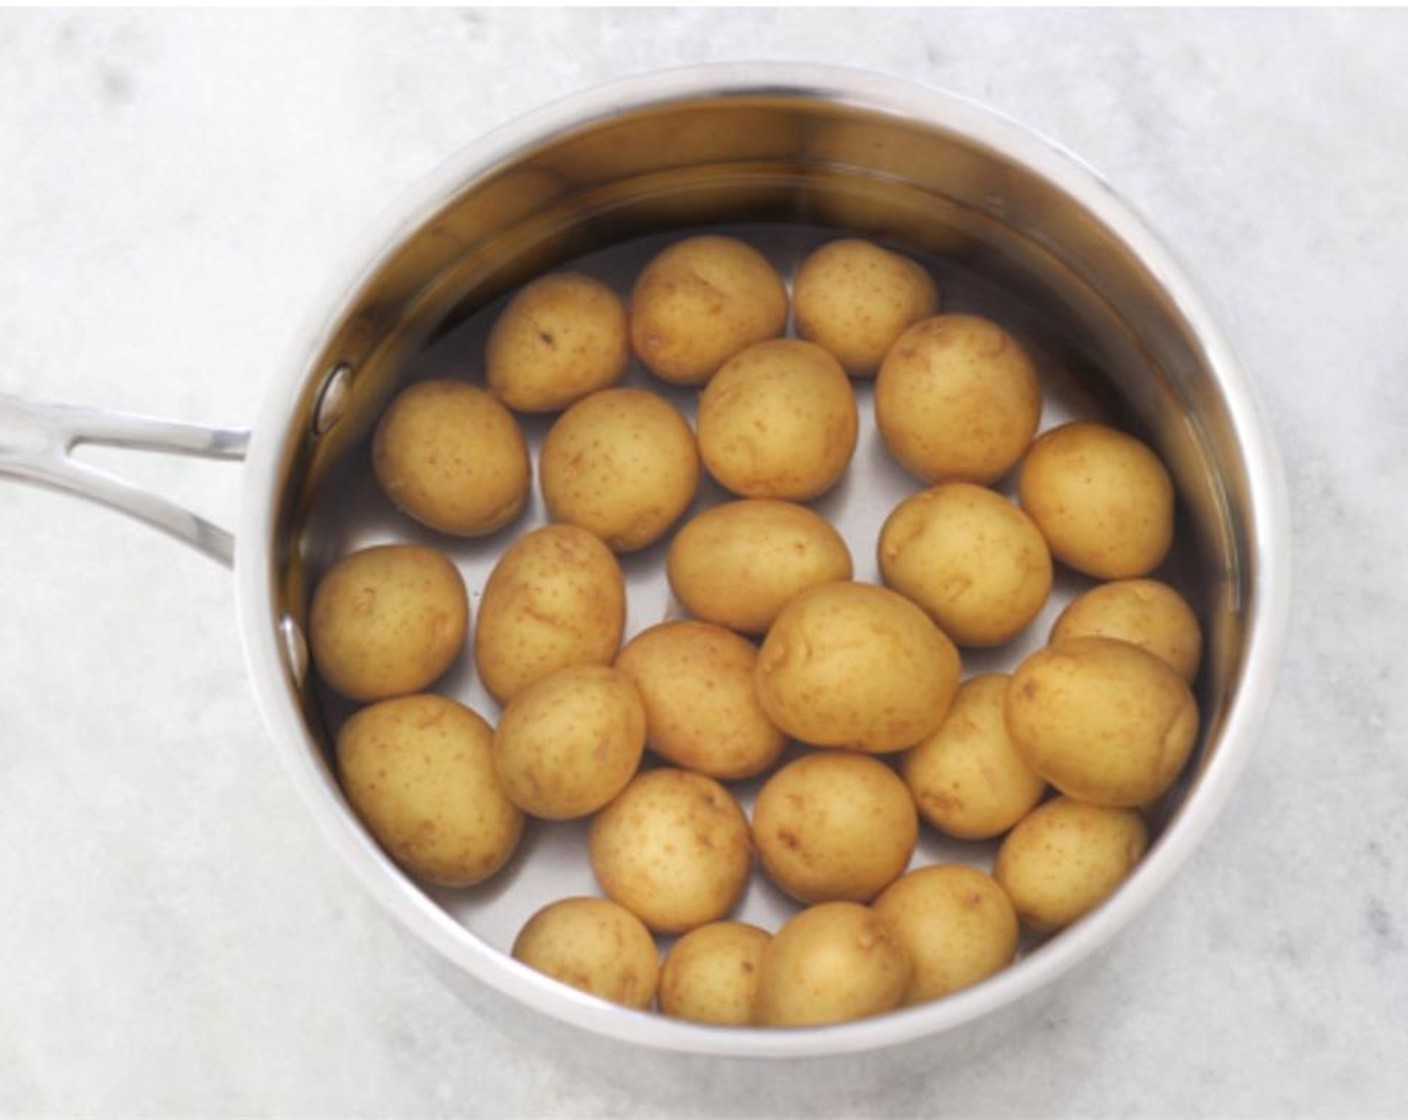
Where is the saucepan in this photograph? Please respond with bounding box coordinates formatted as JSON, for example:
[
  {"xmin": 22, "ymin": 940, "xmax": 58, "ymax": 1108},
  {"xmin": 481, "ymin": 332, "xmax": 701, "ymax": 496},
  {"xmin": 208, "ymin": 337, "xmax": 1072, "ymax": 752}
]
[{"xmin": 0, "ymin": 63, "xmax": 1290, "ymax": 1057}]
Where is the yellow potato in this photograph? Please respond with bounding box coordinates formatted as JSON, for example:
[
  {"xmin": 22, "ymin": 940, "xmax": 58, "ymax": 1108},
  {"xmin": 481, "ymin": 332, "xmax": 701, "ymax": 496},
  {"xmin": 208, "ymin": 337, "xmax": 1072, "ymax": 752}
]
[
  {"xmin": 589, "ymin": 769, "xmax": 753, "ymax": 934},
  {"xmin": 336, "ymin": 694, "xmax": 522, "ymax": 887},
  {"xmin": 793, "ymin": 239, "xmax": 939, "ymax": 377},
  {"xmin": 630, "ymin": 234, "xmax": 788, "ymax": 385},
  {"xmin": 614, "ymin": 621, "xmax": 786, "ymax": 780},
  {"xmin": 900, "ymin": 674, "xmax": 1046, "ymax": 840},
  {"xmin": 995, "ymin": 796, "xmax": 1149, "ymax": 933},
  {"xmin": 511, "ymin": 897, "xmax": 659, "ymax": 1010},
  {"xmin": 309, "ymin": 544, "xmax": 467, "ymax": 703},
  {"xmin": 754, "ymin": 902, "xmax": 910, "ymax": 1027},
  {"xmin": 752, "ymin": 751, "xmax": 917, "ymax": 904},
  {"xmin": 878, "ymin": 482, "xmax": 1053, "ymax": 647},
  {"xmin": 539, "ymin": 387, "xmax": 700, "ymax": 552},
  {"xmin": 658, "ymin": 921, "xmax": 771, "ymax": 1026},
  {"xmin": 875, "ymin": 314, "xmax": 1041, "ymax": 485},
  {"xmin": 697, "ymin": 339, "xmax": 859, "ymax": 501},
  {"xmin": 1051, "ymin": 578, "xmax": 1202, "ymax": 683},
  {"xmin": 493, "ymin": 664, "xmax": 645, "ymax": 820},
  {"xmin": 666, "ymin": 499, "xmax": 853, "ymax": 635},
  {"xmin": 755, "ymin": 581, "xmax": 962, "ymax": 754},
  {"xmin": 1017, "ymin": 421, "xmax": 1175, "ymax": 579},
  {"xmin": 486, "ymin": 272, "xmax": 630, "ymax": 412},
  {"xmin": 474, "ymin": 524, "xmax": 626, "ymax": 704},
  {"xmin": 372, "ymin": 379, "xmax": 530, "ymax": 536},
  {"xmin": 872, "ymin": 865, "xmax": 1019, "ymax": 1003},
  {"xmin": 1006, "ymin": 637, "xmax": 1199, "ymax": 807}
]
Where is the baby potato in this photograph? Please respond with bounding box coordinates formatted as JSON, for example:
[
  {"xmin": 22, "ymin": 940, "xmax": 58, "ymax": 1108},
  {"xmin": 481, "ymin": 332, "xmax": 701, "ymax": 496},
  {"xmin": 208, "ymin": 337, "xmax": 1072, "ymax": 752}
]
[
  {"xmin": 878, "ymin": 482, "xmax": 1053, "ymax": 647},
  {"xmin": 995, "ymin": 796, "xmax": 1149, "ymax": 933},
  {"xmin": 875, "ymin": 314, "xmax": 1041, "ymax": 485},
  {"xmin": 754, "ymin": 902, "xmax": 910, "ymax": 1027},
  {"xmin": 658, "ymin": 921, "xmax": 771, "ymax": 1026},
  {"xmin": 493, "ymin": 664, "xmax": 645, "ymax": 820},
  {"xmin": 539, "ymin": 387, "xmax": 700, "ymax": 552},
  {"xmin": 511, "ymin": 897, "xmax": 659, "ymax": 1010},
  {"xmin": 630, "ymin": 234, "xmax": 788, "ymax": 385},
  {"xmin": 309, "ymin": 544, "xmax": 467, "ymax": 703},
  {"xmin": 900, "ymin": 674, "xmax": 1046, "ymax": 840},
  {"xmin": 373, "ymin": 379, "xmax": 530, "ymax": 536},
  {"xmin": 872, "ymin": 865, "xmax": 1019, "ymax": 1003},
  {"xmin": 666, "ymin": 499, "xmax": 853, "ymax": 635},
  {"xmin": 486, "ymin": 272, "xmax": 630, "ymax": 412},
  {"xmin": 793, "ymin": 239, "xmax": 939, "ymax": 377},
  {"xmin": 697, "ymin": 339, "xmax": 859, "ymax": 501},
  {"xmin": 1006, "ymin": 637, "xmax": 1200, "ymax": 807},
  {"xmin": 336, "ymin": 694, "xmax": 522, "ymax": 887},
  {"xmin": 615, "ymin": 621, "xmax": 786, "ymax": 780},
  {"xmin": 753, "ymin": 751, "xmax": 918, "ymax": 904},
  {"xmin": 756, "ymin": 582, "xmax": 961, "ymax": 754},
  {"xmin": 1017, "ymin": 421, "xmax": 1175, "ymax": 579},
  {"xmin": 474, "ymin": 524, "xmax": 626, "ymax": 704},
  {"xmin": 589, "ymin": 769, "xmax": 753, "ymax": 934},
  {"xmin": 1051, "ymin": 578, "xmax": 1203, "ymax": 683}
]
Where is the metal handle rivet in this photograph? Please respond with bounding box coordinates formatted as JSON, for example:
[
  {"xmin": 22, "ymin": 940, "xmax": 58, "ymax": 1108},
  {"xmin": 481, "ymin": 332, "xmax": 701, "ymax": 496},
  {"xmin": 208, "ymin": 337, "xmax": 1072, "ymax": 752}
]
[
  {"xmin": 279, "ymin": 614, "xmax": 309, "ymax": 687},
  {"xmin": 312, "ymin": 363, "xmax": 353, "ymax": 437}
]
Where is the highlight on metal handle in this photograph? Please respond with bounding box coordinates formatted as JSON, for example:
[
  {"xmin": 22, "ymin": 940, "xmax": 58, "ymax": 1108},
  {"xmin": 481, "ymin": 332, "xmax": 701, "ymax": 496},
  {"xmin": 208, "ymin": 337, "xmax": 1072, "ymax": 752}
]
[{"xmin": 0, "ymin": 392, "xmax": 249, "ymax": 567}]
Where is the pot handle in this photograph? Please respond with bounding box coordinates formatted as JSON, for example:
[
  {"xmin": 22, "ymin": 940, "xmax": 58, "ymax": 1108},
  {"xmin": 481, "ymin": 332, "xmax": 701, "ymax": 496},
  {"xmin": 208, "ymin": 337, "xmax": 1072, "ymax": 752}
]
[{"xmin": 0, "ymin": 392, "xmax": 250, "ymax": 568}]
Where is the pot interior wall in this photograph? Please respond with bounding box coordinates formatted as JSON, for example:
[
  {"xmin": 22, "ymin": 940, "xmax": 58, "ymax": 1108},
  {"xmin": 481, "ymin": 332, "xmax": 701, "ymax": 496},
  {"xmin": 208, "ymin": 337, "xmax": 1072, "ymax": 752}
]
[{"xmin": 269, "ymin": 90, "xmax": 1254, "ymax": 947}]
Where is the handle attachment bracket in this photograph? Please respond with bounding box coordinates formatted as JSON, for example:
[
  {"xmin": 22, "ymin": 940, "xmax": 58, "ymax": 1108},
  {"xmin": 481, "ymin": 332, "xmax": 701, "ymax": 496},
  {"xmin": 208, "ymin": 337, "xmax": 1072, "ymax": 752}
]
[{"xmin": 0, "ymin": 393, "xmax": 250, "ymax": 568}]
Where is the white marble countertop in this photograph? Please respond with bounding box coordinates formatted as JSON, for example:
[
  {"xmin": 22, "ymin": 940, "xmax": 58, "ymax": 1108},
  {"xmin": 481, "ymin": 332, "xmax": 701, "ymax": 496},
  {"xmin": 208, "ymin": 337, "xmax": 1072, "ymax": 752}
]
[{"xmin": 2, "ymin": 9, "xmax": 1406, "ymax": 1117}]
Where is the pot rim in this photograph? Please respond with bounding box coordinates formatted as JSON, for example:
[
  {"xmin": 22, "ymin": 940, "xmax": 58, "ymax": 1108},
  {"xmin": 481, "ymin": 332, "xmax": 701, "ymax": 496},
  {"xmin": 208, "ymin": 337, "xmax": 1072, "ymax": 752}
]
[{"xmin": 233, "ymin": 61, "xmax": 1292, "ymax": 1057}]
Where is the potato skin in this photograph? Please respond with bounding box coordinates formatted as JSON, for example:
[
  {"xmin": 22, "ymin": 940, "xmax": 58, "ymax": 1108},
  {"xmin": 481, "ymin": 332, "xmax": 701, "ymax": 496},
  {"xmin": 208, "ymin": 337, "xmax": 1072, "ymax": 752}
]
[
  {"xmin": 336, "ymin": 694, "xmax": 523, "ymax": 887},
  {"xmin": 511, "ymin": 897, "xmax": 659, "ymax": 1010},
  {"xmin": 879, "ymin": 483, "xmax": 1053, "ymax": 647},
  {"xmin": 754, "ymin": 902, "xmax": 910, "ymax": 1027},
  {"xmin": 755, "ymin": 581, "xmax": 962, "ymax": 754},
  {"xmin": 1017, "ymin": 421, "xmax": 1175, "ymax": 579},
  {"xmin": 697, "ymin": 339, "xmax": 859, "ymax": 501},
  {"xmin": 309, "ymin": 544, "xmax": 468, "ymax": 703},
  {"xmin": 995, "ymin": 796, "xmax": 1149, "ymax": 933},
  {"xmin": 1051, "ymin": 578, "xmax": 1202, "ymax": 683},
  {"xmin": 486, "ymin": 272, "xmax": 630, "ymax": 412},
  {"xmin": 493, "ymin": 664, "xmax": 645, "ymax": 820},
  {"xmin": 793, "ymin": 239, "xmax": 939, "ymax": 377},
  {"xmin": 658, "ymin": 921, "xmax": 771, "ymax": 1026},
  {"xmin": 614, "ymin": 621, "xmax": 786, "ymax": 780},
  {"xmin": 474, "ymin": 524, "xmax": 626, "ymax": 704},
  {"xmin": 872, "ymin": 865, "xmax": 1019, "ymax": 1003},
  {"xmin": 1006, "ymin": 637, "xmax": 1199, "ymax": 807},
  {"xmin": 589, "ymin": 769, "xmax": 753, "ymax": 934},
  {"xmin": 901, "ymin": 674, "xmax": 1046, "ymax": 840},
  {"xmin": 373, "ymin": 379, "xmax": 530, "ymax": 536},
  {"xmin": 875, "ymin": 314, "xmax": 1041, "ymax": 485},
  {"xmin": 753, "ymin": 751, "xmax": 918, "ymax": 904},
  {"xmin": 539, "ymin": 387, "xmax": 700, "ymax": 552},
  {"xmin": 666, "ymin": 499, "xmax": 853, "ymax": 635},
  {"xmin": 630, "ymin": 234, "xmax": 788, "ymax": 386}
]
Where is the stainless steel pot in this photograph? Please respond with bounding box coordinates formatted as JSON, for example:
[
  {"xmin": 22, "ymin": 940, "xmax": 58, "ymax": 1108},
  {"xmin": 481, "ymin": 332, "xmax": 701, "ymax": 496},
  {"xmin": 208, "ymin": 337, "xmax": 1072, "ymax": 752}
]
[{"xmin": 0, "ymin": 63, "xmax": 1290, "ymax": 1057}]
